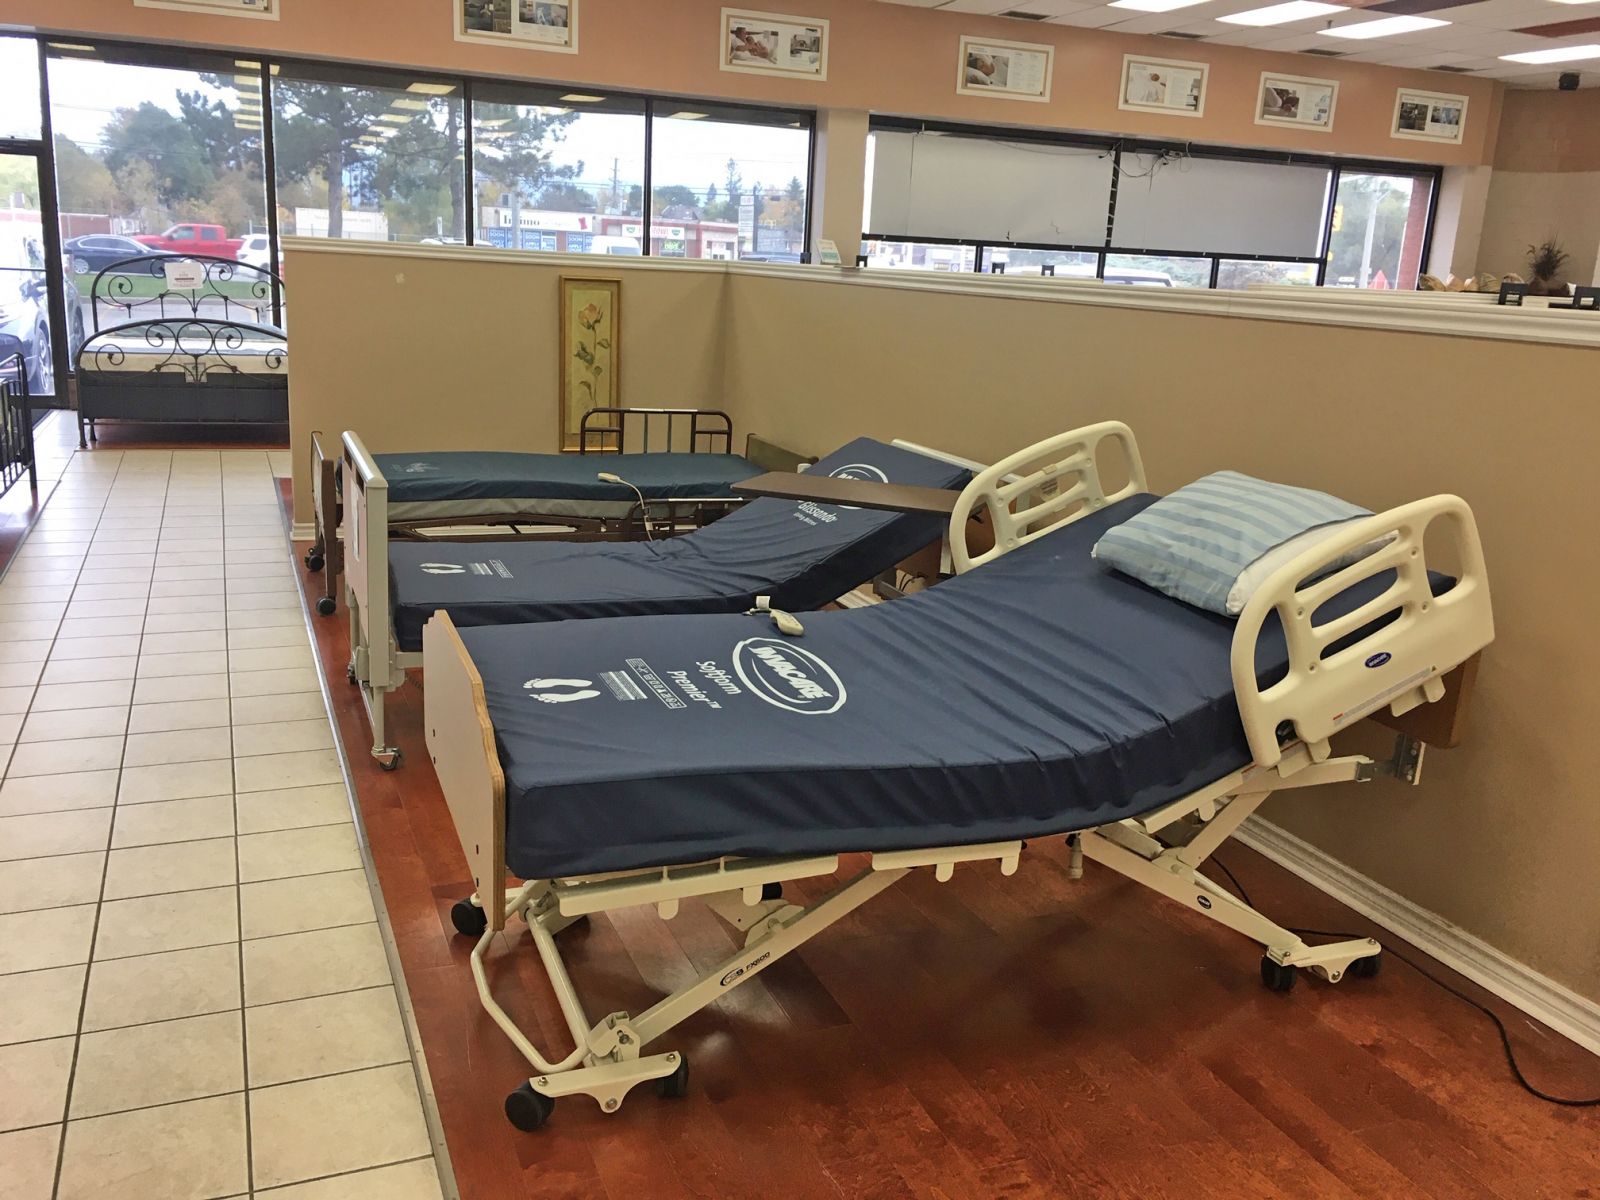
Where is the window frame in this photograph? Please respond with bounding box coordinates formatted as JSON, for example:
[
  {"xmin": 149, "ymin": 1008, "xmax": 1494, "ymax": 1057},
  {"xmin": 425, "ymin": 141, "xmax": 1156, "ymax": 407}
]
[{"xmin": 863, "ymin": 115, "xmax": 1442, "ymax": 290}]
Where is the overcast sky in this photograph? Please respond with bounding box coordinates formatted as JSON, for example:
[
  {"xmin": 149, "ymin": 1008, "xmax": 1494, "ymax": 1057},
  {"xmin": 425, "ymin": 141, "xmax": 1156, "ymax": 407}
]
[{"xmin": 43, "ymin": 57, "xmax": 809, "ymax": 194}]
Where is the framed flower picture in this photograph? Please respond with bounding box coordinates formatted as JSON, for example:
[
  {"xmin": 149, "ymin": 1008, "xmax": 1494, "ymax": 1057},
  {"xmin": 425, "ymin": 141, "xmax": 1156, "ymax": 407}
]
[{"xmin": 559, "ymin": 277, "xmax": 621, "ymax": 449}]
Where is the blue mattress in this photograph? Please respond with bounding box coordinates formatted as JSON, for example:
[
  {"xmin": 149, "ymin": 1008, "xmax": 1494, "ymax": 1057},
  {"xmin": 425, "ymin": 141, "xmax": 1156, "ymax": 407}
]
[
  {"xmin": 388, "ymin": 439, "xmax": 970, "ymax": 652},
  {"xmin": 374, "ymin": 449, "xmax": 759, "ymax": 506},
  {"xmin": 466, "ymin": 494, "xmax": 1358, "ymax": 881}
]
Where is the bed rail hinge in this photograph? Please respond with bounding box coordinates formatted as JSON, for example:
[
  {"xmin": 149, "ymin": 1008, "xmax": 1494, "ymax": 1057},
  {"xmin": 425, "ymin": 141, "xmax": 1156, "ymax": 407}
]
[{"xmin": 1356, "ymin": 734, "xmax": 1426, "ymax": 786}]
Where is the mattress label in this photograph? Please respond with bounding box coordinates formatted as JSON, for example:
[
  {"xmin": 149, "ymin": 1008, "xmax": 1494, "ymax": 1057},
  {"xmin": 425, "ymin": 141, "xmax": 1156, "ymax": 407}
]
[{"xmin": 732, "ymin": 638, "xmax": 848, "ymax": 716}]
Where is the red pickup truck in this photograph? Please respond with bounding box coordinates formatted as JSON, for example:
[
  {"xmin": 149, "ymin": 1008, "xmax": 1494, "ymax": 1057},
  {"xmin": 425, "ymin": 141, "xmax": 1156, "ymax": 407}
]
[{"xmin": 134, "ymin": 223, "xmax": 245, "ymax": 258}]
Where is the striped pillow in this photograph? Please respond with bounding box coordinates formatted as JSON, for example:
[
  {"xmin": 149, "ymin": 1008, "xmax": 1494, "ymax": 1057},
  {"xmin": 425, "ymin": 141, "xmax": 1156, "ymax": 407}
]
[{"xmin": 1091, "ymin": 471, "xmax": 1371, "ymax": 616}]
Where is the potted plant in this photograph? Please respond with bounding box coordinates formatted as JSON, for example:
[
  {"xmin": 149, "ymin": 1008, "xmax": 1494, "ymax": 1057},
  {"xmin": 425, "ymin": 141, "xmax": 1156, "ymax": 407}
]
[{"xmin": 1526, "ymin": 239, "xmax": 1572, "ymax": 297}]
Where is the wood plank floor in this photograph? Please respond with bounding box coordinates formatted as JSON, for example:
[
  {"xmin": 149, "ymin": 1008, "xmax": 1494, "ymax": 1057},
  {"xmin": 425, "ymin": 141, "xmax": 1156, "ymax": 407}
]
[{"xmin": 294, "ymin": 547, "xmax": 1600, "ymax": 1200}]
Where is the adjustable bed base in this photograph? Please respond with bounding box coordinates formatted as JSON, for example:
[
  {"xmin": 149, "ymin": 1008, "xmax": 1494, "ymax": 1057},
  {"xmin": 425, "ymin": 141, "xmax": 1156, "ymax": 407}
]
[{"xmin": 421, "ymin": 422, "xmax": 1493, "ymax": 1131}]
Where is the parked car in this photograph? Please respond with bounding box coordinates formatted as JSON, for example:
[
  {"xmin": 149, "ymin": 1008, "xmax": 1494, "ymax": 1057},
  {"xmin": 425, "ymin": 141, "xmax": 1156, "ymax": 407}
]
[
  {"xmin": 64, "ymin": 233, "xmax": 155, "ymax": 277},
  {"xmin": 590, "ymin": 235, "xmax": 642, "ymax": 257},
  {"xmin": 134, "ymin": 223, "xmax": 245, "ymax": 257},
  {"xmin": 0, "ymin": 224, "xmax": 84, "ymax": 396},
  {"xmin": 236, "ymin": 233, "xmax": 275, "ymax": 271}
]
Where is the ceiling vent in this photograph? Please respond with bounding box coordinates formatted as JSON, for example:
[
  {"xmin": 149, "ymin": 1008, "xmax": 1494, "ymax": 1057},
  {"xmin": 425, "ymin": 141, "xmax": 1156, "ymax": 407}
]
[
  {"xmin": 1159, "ymin": 30, "xmax": 1207, "ymax": 38},
  {"xmin": 999, "ymin": 10, "xmax": 1050, "ymax": 18},
  {"xmin": 1302, "ymin": 47, "xmax": 1348, "ymax": 56},
  {"xmin": 1430, "ymin": 64, "xmax": 1476, "ymax": 72}
]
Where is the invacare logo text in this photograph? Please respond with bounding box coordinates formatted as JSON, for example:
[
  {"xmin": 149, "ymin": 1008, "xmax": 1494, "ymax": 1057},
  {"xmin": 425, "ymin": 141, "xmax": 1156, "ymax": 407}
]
[{"xmin": 732, "ymin": 638, "xmax": 847, "ymax": 715}]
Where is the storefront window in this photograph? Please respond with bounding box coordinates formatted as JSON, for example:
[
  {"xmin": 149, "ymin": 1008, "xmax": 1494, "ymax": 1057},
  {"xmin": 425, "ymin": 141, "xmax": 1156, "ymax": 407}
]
[{"xmin": 1325, "ymin": 172, "xmax": 1435, "ymax": 290}]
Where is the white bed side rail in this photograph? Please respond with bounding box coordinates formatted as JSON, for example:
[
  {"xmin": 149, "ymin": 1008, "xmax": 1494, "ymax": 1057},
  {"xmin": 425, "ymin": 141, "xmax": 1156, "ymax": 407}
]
[
  {"xmin": 948, "ymin": 421, "xmax": 1147, "ymax": 574},
  {"xmin": 888, "ymin": 438, "xmax": 990, "ymax": 475},
  {"xmin": 340, "ymin": 431, "xmax": 394, "ymax": 690},
  {"xmin": 1232, "ymin": 494, "xmax": 1493, "ymax": 767}
]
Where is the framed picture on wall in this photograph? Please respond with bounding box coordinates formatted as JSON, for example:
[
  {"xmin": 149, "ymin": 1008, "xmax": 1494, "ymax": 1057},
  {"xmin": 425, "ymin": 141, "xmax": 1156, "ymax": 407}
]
[
  {"xmin": 455, "ymin": 0, "xmax": 578, "ymax": 54},
  {"xmin": 1256, "ymin": 72, "xmax": 1337, "ymax": 133},
  {"xmin": 133, "ymin": 0, "xmax": 278, "ymax": 18},
  {"xmin": 559, "ymin": 277, "xmax": 621, "ymax": 449},
  {"xmin": 956, "ymin": 35, "xmax": 1054, "ymax": 103},
  {"xmin": 1392, "ymin": 88, "xmax": 1468, "ymax": 144},
  {"xmin": 720, "ymin": 9, "xmax": 830, "ymax": 81},
  {"xmin": 1119, "ymin": 55, "xmax": 1208, "ymax": 118}
]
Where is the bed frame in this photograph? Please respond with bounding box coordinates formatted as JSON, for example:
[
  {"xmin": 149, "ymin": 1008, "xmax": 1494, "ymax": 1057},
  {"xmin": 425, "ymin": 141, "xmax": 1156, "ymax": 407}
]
[
  {"xmin": 343, "ymin": 430, "xmax": 983, "ymax": 768},
  {"xmin": 72, "ymin": 253, "xmax": 286, "ymax": 448},
  {"xmin": 306, "ymin": 407, "xmax": 794, "ymax": 616},
  {"xmin": 421, "ymin": 421, "xmax": 1494, "ymax": 1130}
]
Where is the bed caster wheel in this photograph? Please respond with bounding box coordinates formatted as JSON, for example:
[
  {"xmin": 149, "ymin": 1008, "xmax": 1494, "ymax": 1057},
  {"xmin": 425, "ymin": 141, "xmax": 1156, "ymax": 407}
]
[
  {"xmin": 377, "ymin": 751, "xmax": 401, "ymax": 772},
  {"xmin": 761, "ymin": 882, "xmax": 783, "ymax": 901},
  {"xmin": 346, "ymin": 664, "xmax": 358, "ymax": 685},
  {"xmin": 505, "ymin": 1082, "xmax": 555, "ymax": 1132},
  {"xmin": 315, "ymin": 596, "xmax": 336, "ymax": 616},
  {"xmin": 1260, "ymin": 957, "xmax": 1298, "ymax": 993},
  {"xmin": 451, "ymin": 898, "xmax": 487, "ymax": 937},
  {"xmin": 656, "ymin": 1055, "xmax": 689, "ymax": 1099},
  {"xmin": 304, "ymin": 552, "xmax": 325, "ymax": 572},
  {"xmin": 1348, "ymin": 954, "xmax": 1382, "ymax": 979}
]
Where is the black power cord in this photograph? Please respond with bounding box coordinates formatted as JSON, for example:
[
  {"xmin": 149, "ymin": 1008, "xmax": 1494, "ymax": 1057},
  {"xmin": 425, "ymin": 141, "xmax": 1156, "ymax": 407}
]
[{"xmin": 1207, "ymin": 856, "xmax": 1600, "ymax": 1108}]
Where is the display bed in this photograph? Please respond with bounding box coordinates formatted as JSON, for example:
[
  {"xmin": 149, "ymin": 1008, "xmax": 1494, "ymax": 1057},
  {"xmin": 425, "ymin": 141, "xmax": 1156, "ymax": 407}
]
[
  {"xmin": 72, "ymin": 254, "xmax": 286, "ymax": 447},
  {"xmin": 421, "ymin": 423, "xmax": 1494, "ymax": 1130}
]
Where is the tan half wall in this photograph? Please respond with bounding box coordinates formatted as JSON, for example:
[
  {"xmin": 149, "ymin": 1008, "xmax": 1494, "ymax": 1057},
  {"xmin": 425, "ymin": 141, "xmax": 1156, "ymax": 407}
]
[
  {"xmin": 283, "ymin": 242, "xmax": 730, "ymax": 526},
  {"xmin": 286, "ymin": 242, "xmax": 1600, "ymax": 1004}
]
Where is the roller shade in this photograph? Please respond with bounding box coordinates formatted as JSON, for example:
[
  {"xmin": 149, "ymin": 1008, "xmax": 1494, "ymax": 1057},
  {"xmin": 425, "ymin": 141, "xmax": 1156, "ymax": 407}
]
[
  {"xmin": 1110, "ymin": 153, "xmax": 1331, "ymax": 258},
  {"xmin": 866, "ymin": 129, "xmax": 1112, "ymax": 246}
]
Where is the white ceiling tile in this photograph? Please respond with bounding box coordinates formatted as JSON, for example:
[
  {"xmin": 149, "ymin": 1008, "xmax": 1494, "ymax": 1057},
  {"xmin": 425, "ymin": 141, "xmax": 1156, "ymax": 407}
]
[
  {"xmin": 1046, "ymin": 5, "xmax": 1142, "ymax": 24},
  {"xmin": 937, "ymin": 0, "xmax": 1019, "ymax": 12}
]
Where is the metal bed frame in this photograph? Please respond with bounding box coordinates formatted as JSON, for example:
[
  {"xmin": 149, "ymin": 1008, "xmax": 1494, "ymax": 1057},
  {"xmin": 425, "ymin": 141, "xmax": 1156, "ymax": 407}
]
[
  {"xmin": 421, "ymin": 421, "xmax": 1494, "ymax": 1132},
  {"xmin": 0, "ymin": 354, "xmax": 36, "ymax": 497},
  {"xmin": 305, "ymin": 407, "xmax": 795, "ymax": 617},
  {"xmin": 72, "ymin": 253, "xmax": 286, "ymax": 449}
]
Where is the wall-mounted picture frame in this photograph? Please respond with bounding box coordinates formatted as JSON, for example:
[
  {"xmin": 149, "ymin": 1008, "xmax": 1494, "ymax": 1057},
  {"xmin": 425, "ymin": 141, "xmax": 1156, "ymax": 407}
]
[
  {"xmin": 133, "ymin": 0, "xmax": 278, "ymax": 18},
  {"xmin": 1392, "ymin": 88, "xmax": 1468, "ymax": 144},
  {"xmin": 721, "ymin": 8, "xmax": 830, "ymax": 81},
  {"xmin": 1256, "ymin": 72, "xmax": 1337, "ymax": 133},
  {"xmin": 559, "ymin": 276, "xmax": 621, "ymax": 449},
  {"xmin": 456, "ymin": 0, "xmax": 578, "ymax": 54},
  {"xmin": 1119, "ymin": 55, "xmax": 1208, "ymax": 118},
  {"xmin": 956, "ymin": 35, "xmax": 1054, "ymax": 103}
]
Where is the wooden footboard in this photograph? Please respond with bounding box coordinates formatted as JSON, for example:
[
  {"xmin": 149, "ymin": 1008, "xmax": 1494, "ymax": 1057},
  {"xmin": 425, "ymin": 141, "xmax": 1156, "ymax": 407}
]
[{"xmin": 423, "ymin": 610, "xmax": 508, "ymax": 931}]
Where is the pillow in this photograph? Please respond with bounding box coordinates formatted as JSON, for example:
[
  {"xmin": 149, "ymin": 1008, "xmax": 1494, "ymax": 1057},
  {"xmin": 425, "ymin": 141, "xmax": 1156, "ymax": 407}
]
[
  {"xmin": 1091, "ymin": 471, "xmax": 1379, "ymax": 616},
  {"xmin": 1224, "ymin": 522, "xmax": 1396, "ymax": 616}
]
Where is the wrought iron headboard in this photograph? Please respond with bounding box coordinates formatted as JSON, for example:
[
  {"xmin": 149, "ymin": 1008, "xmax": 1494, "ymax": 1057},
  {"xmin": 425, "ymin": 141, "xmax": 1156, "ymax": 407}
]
[
  {"xmin": 88, "ymin": 253, "xmax": 282, "ymax": 333},
  {"xmin": 578, "ymin": 407, "xmax": 734, "ymax": 455},
  {"xmin": 76, "ymin": 318, "xmax": 287, "ymax": 388},
  {"xmin": 0, "ymin": 354, "xmax": 36, "ymax": 496}
]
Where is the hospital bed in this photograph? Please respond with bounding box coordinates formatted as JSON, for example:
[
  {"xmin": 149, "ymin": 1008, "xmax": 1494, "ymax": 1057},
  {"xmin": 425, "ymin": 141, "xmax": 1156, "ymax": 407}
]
[
  {"xmin": 420, "ymin": 422, "xmax": 1493, "ymax": 1131},
  {"xmin": 307, "ymin": 407, "xmax": 804, "ymax": 615},
  {"xmin": 343, "ymin": 434, "xmax": 977, "ymax": 767}
]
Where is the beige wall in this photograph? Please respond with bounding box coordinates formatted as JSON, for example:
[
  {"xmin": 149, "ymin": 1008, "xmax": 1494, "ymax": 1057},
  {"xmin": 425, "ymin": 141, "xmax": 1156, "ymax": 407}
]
[
  {"xmin": 288, "ymin": 242, "xmax": 1600, "ymax": 1000},
  {"xmin": 1475, "ymin": 89, "xmax": 1600, "ymax": 287},
  {"xmin": 721, "ymin": 272, "xmax": 1600, "ymax": 1001},
  {"xmin": 17, "ymin": 0, "xmax": 1502, "ymax": 166},
  {"xmin": 284, "ymin": 245, "xmax": 729, "ymax": 524}
]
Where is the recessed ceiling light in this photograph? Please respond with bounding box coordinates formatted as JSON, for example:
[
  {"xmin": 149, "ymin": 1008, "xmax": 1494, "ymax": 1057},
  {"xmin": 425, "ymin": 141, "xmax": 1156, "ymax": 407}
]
[
  {"xmin": 1109, "ymin": 0, "xmax": 1214, "ymax": 12},
  {"xmin": 407, "ymin": 82, "xmax": 456, "ymax": 94},
  {"xmin": 376, "ymin": 113, "xmax": 409, "ymax": 123},
  {"xmin": 1546, "ymin": 0, "xmax": 1600, "ymax": 4},
  {"xmin": 1318, "ymin": 14, "xmax": 1448, "ymax": 38},
  {"xmin": 233, "ymin": 58, "xmax": 260, "ymax": 69},
  {"xmin": 561, "ymin": 93, "xmax": 607, "ymax": 102},
  {"xmin": 669, "ymin": 111, "xmax": 708, "ymax": 120},
  {"xmin": 1500, "ymin": 42, "xmax": 1600, "ymax": 62},
  {"xmin": 392, "ymin": 98, "xmax": 428, "ymax": 110},
  {"xmin": 48, "ymin": 42, "xmax": 97, "ymax": 51},
  {"xmin": 476, "ymin": 117, "xmax": 511, "ymax": 127},
  {"xmin": 532, "ymin": 106, "xmax": 570, "ymax": 116},
  {"xmin": 1218, "ymin": 0, "xmax": 1345, "ymax": 26}
]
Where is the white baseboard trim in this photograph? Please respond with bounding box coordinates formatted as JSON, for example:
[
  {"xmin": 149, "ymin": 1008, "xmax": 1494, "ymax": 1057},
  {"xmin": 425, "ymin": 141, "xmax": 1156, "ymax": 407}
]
[
  {"xmin": 290, "ymin": 522, "xmax": 317, "ymax": 542},
  {"xmin": 1237, "ymin": 816, "xmax": 1600, "ymax": 1059}
]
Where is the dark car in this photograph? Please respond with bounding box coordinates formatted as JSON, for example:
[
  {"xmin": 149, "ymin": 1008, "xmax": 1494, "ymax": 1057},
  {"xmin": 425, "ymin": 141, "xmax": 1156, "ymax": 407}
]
[
  {"xmin": 64, "ymin": 233, "xmax": 154, "ymax": 277},
  {"xmin": 0, "ymin": 224, "xmax": 84, "ymax": 397}
]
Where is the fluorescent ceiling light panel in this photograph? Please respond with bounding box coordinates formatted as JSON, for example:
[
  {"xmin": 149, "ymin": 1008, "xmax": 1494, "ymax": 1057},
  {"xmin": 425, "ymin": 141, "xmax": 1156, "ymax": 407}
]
[
  {"xmin": 1499, "ymin": 42, "xmax": 1600, "ymax": 61},
  {"xmin": 49, "ymin": 42, "xmax": 97, "ymax": 51},
  {"xmin": 1218, "ymin": 1, "xmax": 1345, "ymax": 25},
  {"xmin": 560, "ymin": 93, "xmax": 607, "ymax": 102},
  {"xmin": 1109, "ymin": 0, "xmax": 1214, "ymax": 12},
  {"xmin": 669, "ymin": 111, "xmax": 708, "ymax": 119},
  {"xmin": 407, "ymin": 82, "xmax": 456, "ymax": 94},
  {"xmin": 1318, "ymin": 14, "xmax": 1448, "ymax": 37},
  {"xmin": 392, "ymin": 98, "xmax": 428, "ymax": 110},
  {"xmin": 376, "ymin": 113, "xmax": 408, "ymax": 123}
]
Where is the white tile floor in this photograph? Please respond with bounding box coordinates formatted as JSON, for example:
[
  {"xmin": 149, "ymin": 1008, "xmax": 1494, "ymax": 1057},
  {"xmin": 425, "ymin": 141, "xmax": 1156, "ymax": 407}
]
[{"xmin": 0, "ymin": 450, "xmax": 446, "ymax": 1200}]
